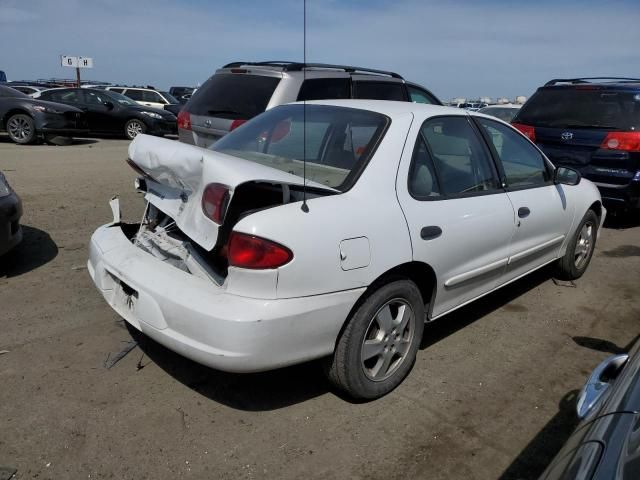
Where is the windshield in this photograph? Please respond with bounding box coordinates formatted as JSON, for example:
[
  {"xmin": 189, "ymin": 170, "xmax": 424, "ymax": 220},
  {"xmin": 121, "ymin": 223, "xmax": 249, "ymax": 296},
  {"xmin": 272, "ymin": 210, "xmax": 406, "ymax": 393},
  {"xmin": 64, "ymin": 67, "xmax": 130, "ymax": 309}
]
[
  {"xmin": 160, "ymin": 91, "xmax": 178, "ymax": 104},
  {"xmin": 515, "ymin": 88, "xmax": 640, "ymax": 130},
  {"xmin": 212, "ymin": 104, "xmax": 389, "ymax": 191},
  {"xmin": 105, "ymin": 91, "xmax": 139, "ymax": 106}
]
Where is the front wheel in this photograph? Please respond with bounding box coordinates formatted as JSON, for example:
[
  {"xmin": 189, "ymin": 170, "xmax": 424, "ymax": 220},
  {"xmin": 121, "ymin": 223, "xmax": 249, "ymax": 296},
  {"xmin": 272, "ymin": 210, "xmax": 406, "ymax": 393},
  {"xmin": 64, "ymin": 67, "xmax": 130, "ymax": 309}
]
[
  {"xmin": 124, "ymin": 119, "xmax": 147, "ymax": 140},
  {"xmin": 325, "ymin": 279, "xmax": 425, "ymax": 400},
  {"xmin": 7, "ymin": 114, "xmax": 36, "ymax": 144},
  {"xmin": 555, "ymin": 209, "xmax": 599, "ymax": 280}
]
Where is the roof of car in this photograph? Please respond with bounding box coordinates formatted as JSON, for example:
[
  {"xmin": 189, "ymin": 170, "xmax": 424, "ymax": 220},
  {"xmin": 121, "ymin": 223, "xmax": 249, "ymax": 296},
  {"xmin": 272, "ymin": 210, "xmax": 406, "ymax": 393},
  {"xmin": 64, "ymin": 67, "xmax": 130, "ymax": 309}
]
[
  {"xmin": 220, "ymin": 61, "xmax": 404, "ymax": 79},
  {"xmin": 298, "ymin": 99, "xmax": 465, "ymax": 117},
  {"xmin": 542, "ymin": 77, "xmax": 640, "ymax": 89}
]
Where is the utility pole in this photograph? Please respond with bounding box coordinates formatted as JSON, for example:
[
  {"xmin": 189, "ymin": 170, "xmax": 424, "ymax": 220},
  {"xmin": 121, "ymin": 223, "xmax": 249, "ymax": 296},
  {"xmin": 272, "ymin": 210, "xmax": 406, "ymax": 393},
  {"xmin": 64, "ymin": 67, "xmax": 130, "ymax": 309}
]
[{"xmin": 76, "ymin": 66, "xmax": 81, "ymax": 88}]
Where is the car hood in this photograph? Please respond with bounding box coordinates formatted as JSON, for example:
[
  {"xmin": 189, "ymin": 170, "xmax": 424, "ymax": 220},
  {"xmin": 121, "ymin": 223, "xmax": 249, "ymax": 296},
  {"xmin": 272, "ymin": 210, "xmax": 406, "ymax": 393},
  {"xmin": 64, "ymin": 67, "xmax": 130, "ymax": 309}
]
[
  {"xmin": 128, "ymin": 134, "xmax": 336, "ymax": 250},
  {"xmin": 21, "ymin": 98, "xmax": 84, "ymax": 113}
]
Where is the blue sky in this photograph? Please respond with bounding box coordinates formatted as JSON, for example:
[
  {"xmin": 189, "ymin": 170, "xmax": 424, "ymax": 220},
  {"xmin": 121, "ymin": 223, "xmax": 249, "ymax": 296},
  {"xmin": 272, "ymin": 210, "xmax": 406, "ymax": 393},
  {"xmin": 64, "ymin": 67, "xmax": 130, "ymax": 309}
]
[{"xmin": 1, "ymin": 0, "xmax": 639, "ymax": 100}]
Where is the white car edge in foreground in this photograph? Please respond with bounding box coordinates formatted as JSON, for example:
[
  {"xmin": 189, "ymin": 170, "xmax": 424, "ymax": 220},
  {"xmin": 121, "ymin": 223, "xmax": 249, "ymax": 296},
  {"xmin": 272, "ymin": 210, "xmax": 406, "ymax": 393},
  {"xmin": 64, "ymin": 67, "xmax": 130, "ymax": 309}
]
[{"xmin": 88, "ymin": 100, "xmax": 605, "ymax": 399}]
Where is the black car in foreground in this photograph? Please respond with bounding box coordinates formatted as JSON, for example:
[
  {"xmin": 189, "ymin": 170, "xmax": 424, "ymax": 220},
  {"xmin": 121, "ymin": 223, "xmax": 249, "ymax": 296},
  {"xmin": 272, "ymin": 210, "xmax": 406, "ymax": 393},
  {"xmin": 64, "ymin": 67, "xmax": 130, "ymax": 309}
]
[
  {"xmin": 0, "ymin": 171, "xmax": 22, "ymax": 256},
  {"xmin": 37, "ymin": 88, "xmax": 177, "ymax": 140},
  {"xmin": 541, "ymin": 339, "xmax": 640, "ymax": 479},
  {"xmin": 0, "ymin": 85, "xmax": 87, "ymax": 144},
  {"xmin": 512, "ymin": 78, "xmax": 640, "ymax": 211}
]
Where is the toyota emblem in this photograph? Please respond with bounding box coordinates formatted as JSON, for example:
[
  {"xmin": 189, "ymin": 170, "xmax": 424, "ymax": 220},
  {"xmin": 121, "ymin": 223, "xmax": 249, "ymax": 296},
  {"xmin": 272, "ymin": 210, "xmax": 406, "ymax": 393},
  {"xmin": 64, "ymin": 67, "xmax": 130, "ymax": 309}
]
[
  {"xmin": 204, "ymin": 119, "xmax": 212, "ymax": 127},
  {"xmin": 561, "ymin": 132, "xmax": 573, "ymax": 141}
]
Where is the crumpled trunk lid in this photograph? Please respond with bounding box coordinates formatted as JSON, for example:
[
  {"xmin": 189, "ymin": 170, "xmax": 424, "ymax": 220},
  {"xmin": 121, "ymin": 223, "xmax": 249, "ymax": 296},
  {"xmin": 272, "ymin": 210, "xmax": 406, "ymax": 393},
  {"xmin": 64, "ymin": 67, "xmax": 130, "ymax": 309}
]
[{"xmin": 128, "ymin": 134, "xmax": 328, "ymax": 251}]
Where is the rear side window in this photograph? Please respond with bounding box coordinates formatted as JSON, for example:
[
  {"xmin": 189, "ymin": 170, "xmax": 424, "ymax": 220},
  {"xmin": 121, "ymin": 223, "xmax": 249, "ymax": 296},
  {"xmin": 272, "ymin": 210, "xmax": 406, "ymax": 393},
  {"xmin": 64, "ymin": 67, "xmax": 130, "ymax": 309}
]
[
  {"xmin": 188, "ymin": 74, "xmax": 281, "ymax": 119},
  {"xmin": 109, "ymin": 88, "xmax": 124, "ymax": 94},
  {"xmin": 297, "ymin": 78, "xmax": 350, "ymax": 101},
  {"xmin": 409, "ymin": 116, "xmax": 498, "ymax": 197},
  {"xmin": 142, "ymin": 90, "xmax": 164, "ymax": 103},
  {"xmin": 516, "ymin": 88, "xmax": 640, "ymax": 130},
  {"xmin": 44, "ymin": 90, "xmax": 80, "ymax": 103},
  {"xmin": 477, "ymin": 118, "xmax": 550, "ymax": 188},
  {"xmin": 407, "ymin": 86, "xmax": 438, "ymax": 105},
  {"xmin": 125, "ymin": 89, "xmax": 144, "ymax": 101},
  {"xmin": 353, "ymin": 81, "xmax": 406, "ymax": 101}
]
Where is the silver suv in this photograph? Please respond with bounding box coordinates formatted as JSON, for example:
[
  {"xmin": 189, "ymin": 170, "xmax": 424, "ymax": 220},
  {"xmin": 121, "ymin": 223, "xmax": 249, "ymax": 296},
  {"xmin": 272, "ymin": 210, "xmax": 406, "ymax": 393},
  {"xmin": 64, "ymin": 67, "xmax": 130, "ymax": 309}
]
[{"xmin": 178, "ymin": 61, "xmax": 441, "ymax": 147}]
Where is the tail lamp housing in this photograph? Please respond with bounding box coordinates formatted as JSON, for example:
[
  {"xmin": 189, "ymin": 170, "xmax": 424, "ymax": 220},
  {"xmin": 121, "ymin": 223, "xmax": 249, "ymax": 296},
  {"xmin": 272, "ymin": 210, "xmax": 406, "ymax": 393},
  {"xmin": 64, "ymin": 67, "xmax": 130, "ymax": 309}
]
[
  {"xmin": 177, "ymin": 110, "xmax": 192, "ymax": 131},
  {"xmin": 201, "ymin": 183, "xmax": 230, "ymax": 225},
  {"xmin": 228, "ymin": 232, "xmax": 293, "ymax": 269},
  {"xmin": 512, "ymin": 123, "xmax": 536, "ymax": 142},
  {"xmin": 600, "ymin": 132, "xmax": 640, "ymax": 152}
]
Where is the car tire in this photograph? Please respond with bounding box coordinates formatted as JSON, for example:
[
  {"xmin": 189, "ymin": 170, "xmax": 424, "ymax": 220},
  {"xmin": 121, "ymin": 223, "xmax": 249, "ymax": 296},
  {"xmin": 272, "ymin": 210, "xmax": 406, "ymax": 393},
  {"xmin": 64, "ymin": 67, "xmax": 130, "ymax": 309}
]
[
  {"xmin": 555, "ymin": 209, "xmax": 599, "ymax": 280},
  {"xmin": 124, "ymin": 119, "xmax": 147, "ymax": 140},
  {"xmin": 325, "ymin": 279, "xmax": 425, "ymax": 400},
  {"xmin": 6, "ymin": 113, "xmax": 37, "ymax": 144}
]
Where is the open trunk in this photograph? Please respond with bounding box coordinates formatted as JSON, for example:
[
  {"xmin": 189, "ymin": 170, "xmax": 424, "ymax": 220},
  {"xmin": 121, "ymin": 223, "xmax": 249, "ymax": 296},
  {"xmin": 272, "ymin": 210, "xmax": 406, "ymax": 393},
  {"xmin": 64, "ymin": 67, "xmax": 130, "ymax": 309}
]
[{"xmin": 126, "ymin": 134, "xmax": 335, "ymax": 281}]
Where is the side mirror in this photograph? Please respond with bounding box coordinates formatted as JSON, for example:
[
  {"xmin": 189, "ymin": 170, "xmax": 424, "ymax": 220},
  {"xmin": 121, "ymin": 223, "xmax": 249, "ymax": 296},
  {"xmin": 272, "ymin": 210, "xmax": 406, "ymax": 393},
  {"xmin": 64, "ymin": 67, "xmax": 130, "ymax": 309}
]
[
  {"xmin": 103, "ymin": 101, "xmax": 114, "ymax": 110},
  {"xmin": 554, "ymin": 166, "xmax": 581, "ymax": 186}
]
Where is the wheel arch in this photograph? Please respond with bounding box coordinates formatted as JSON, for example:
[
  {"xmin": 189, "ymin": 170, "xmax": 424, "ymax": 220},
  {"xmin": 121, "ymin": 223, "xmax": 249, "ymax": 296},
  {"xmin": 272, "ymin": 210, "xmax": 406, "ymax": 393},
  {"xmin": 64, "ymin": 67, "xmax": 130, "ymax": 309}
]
[
  {"xmin": 333, "ymin": 261, "xmax": 438, "ymax": 351},
  {"xmin": 2, "ymin": 108, "xmax": 32, "ymax": 129},
  {"xmin": 588, "ymin": 200, "xmax": 603, "ymax": 222}
]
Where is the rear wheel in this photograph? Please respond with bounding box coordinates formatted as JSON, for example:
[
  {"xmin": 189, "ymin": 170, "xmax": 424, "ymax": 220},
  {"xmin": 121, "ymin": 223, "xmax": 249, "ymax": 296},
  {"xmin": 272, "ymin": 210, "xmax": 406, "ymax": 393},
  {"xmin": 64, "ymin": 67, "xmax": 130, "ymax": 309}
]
[
  {"xmin": 7, "ymin": 114, "xmax": 36, "ymax": 144},
  {"xmin": 124, "ymin": 119, "xmax": 147, "ymax": 140},
  {"xmin": 555, "ymin": 209, "xmax": 598, "ymax": 280},
  {"xmin": 325, "ymin": 279, "xmax": 425, "ymax": 400}
]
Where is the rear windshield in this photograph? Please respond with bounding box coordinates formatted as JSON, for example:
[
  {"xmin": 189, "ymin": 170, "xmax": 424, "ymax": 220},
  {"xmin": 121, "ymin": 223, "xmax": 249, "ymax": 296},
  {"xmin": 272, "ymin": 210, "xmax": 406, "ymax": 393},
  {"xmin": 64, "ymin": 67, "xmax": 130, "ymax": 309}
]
[
  {"xmin": 212, "ymin": 104, "xmax": 389, "ymax": 191},
  {"xmin": 515, "ymin": 88, "xmax": 640, "ymax": 130},
  {"xmin": 188, "ymin": 73, "xmax": 281, "ymax": 119}
]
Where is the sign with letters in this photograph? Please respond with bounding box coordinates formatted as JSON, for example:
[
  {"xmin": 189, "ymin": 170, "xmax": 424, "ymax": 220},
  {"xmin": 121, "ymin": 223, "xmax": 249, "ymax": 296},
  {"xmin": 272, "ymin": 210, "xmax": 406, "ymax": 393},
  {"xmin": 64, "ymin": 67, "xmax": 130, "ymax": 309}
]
[{"xmin": 60, "ymin": 55, "xmax": 93, "ymax": 68}]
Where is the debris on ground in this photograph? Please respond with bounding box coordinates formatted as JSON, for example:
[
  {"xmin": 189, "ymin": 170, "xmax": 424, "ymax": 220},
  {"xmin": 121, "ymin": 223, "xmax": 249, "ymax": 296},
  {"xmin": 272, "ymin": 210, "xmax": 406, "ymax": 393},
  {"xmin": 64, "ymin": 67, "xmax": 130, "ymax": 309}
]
[
  {"xmin": 0, "ymin": 466, "xmax": 17, "ymax": 480},
  {"xmin": 104, "ymin": 340, "xmax": 138, "ymax": 369},
  {"xmin": 552, "ymin": 278, "xmax": 576, "ymax": 288},
  {"xmin": 0, "ymin": 350, "xmax": 9, "ymax": 355}
]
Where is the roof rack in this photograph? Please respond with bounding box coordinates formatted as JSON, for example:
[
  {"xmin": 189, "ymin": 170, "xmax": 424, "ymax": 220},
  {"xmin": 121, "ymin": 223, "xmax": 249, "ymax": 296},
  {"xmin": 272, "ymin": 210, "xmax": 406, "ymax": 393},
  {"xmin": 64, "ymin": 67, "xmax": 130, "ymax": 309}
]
[
  {"xmin": 545, "ymin": 77, "xmax": 640, "ymax": 86},
  {"xmin": 222, "ymin": 61, "xmax": 403, "ymax": 79}
]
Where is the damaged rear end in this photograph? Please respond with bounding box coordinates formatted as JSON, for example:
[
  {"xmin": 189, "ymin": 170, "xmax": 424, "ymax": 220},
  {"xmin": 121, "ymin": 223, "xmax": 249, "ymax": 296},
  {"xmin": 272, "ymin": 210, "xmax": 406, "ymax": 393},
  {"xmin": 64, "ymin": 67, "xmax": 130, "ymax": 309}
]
[{"xmin": 125, "ymin": 134, "xmax": 335, "ymax": 284}]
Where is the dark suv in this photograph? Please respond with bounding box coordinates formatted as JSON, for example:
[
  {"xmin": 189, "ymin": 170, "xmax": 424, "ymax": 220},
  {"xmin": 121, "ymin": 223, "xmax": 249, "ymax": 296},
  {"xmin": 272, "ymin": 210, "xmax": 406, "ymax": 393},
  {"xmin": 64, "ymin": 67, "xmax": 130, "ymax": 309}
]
[
  {"xmin": 512, "ymin": 77, "xmax": 640, "ymax": 210},
  {"xmin": 178, "ymin": 61, "xmax": 442, "ymax": 147}
]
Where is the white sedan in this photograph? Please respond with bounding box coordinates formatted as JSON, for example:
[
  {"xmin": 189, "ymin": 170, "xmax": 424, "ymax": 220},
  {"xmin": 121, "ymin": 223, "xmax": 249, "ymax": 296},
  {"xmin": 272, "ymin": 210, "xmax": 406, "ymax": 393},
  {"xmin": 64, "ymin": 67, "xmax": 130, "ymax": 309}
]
[{"xmin": 88, "ymin": 100, "xmax": 604, "ymax": 399}]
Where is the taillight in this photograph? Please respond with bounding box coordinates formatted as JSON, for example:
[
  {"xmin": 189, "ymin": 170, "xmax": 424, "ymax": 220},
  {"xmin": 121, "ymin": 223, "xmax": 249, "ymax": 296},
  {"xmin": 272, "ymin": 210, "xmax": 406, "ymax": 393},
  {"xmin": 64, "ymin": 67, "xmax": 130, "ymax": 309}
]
[
  {"xmin": 512, "ymin": 123, "xmax": 536, "ymax": 142},
  {"xmin": 228, "ymin": 232, "xmax": 293, "ymax": 269},
  {"xmin": 201, "ymin": 183, "xmax": 230, "ymax": 224},
  {"xmin": 230, "ymin": 119, "xmax": 247, "ymax": 131},
  {"xmin": 177, "ymin": 110, "xmax": 191, "ymax": 131},
  {"xmin": 600, "ymin": 132, "xmax": 640, "ymax": 152}
]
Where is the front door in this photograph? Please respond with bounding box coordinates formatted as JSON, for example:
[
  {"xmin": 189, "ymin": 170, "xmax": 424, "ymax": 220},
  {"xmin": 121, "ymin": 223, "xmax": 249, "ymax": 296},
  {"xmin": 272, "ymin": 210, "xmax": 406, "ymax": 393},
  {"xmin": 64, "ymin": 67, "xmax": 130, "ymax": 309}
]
[
  {"xmin": 396, "ymin": 115, "xmax": 516, "ymax": 319},
  {"xmin": 474, "ymin": 117, "xmax": 574, "ymax": 283},
  {"xmin": 81, "ymin": 90, "xmax": 120, "ymax": 133}
]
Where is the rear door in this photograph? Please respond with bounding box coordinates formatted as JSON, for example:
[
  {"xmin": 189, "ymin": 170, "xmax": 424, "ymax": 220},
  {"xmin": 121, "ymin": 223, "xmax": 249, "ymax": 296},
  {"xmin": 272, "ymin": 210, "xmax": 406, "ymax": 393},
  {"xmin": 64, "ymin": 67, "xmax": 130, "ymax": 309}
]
[
  {"xmin": 81, "ymin": 90, "xmax": 120, "ymax": 133},
  {"xmin": 185, "ymin": 72, "xmax": 282, "ymax": 148},
  {"xmin": 396, "ymin": 115, "xmax": 516, "ymax": 318},
  {"xmin": 475, "ymin": 117, "xmax": 574, "ymax": 282},
  {"xmin": 514, "ymin": 87, "xmax": 640, "ymax": 191}
]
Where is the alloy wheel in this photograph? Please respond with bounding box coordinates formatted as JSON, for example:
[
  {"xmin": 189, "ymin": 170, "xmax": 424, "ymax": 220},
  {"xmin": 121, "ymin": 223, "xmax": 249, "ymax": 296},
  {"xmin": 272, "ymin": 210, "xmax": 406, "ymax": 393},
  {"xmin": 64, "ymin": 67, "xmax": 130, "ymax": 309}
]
[
  {"xmin": 574, "ymin": 222, "xmax": 594, "ymax": 269},
  {"xmin": 7, "ymin": 116, "xmax": 32, "ymax": 142}
]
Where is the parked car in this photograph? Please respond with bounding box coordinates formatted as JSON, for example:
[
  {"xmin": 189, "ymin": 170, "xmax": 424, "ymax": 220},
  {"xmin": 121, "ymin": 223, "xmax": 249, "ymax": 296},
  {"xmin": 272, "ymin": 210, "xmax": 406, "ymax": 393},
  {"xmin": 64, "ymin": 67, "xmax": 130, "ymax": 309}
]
[
  {"xmin": 178, "ymin": 61, "xmax": 442, "ymax": 147},
  {"xmin": 169, "ymin": 86, "xmax": 196, "ymax": 104},
  {"xmin": 0, "ymin": 85, "xmax": 87, "ymax": 144},
  {"xmin": 106, "ymin": 86, "xmax": 180, "ymax": 111},
  {"xmin": 512, "ymin": 77, "xmax": 640, "ymax": 211},
  {"xmin": 89, "ymin": 100, "xmax": 604, "ymax": 399},
  {"xmin": 0, "ymin": 71, "xmax": 6, "ymax": 83},
  {"xmin": 36, "ymin": 88, "xmax": 177, "ymax": 140},
  {"xmin": 460, "ymin": 102, "xmax": 488, "ymax": 111},
  {"xmin": 477, "ymin": 104, "xmax": 521, "ymax": 123},
  {"xmin": 540, "ymin": 339, "xmax": 640, "ymax": 479},
  {"xmin": 0, "ymin": 171, "xmax": 22, "ymax": 256}
]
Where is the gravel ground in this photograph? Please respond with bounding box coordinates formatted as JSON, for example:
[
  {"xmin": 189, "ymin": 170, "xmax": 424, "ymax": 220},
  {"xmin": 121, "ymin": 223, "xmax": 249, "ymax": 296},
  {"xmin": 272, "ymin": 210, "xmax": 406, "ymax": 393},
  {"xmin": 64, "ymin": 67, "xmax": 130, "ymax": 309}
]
[{"xmin": 1, "ymin": 134, "xmax": 639, "ymax": 479}]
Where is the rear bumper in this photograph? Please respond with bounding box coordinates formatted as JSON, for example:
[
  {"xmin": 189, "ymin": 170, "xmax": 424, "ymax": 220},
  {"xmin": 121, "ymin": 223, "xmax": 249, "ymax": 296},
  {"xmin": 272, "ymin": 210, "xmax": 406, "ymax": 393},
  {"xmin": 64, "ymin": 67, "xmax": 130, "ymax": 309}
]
[
  {"xmin": 0, "ymin": 192, "xmax": 23, "ymax": 256},
  {"xmin": 593, "ymin": 180, "xmax": 640, "ymax": 209},
  {"xmin": 88, "ymin": 223, "xmax": 362, "ymax": 372}
]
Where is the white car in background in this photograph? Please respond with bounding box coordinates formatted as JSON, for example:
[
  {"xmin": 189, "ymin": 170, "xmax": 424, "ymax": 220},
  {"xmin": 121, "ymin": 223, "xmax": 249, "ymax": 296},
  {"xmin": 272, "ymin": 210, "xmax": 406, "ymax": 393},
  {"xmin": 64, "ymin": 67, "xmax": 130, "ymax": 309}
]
[
  {"xmin": 88, "ymin": 100, "xmax": 604, "ymax": 399},
  {"xmin": 478, "ymin": 104, "xmax": 522, "ymax": 123},
  {"xmin": 106, "ymin": 86, "xmax": 179, "ymax": 111}
]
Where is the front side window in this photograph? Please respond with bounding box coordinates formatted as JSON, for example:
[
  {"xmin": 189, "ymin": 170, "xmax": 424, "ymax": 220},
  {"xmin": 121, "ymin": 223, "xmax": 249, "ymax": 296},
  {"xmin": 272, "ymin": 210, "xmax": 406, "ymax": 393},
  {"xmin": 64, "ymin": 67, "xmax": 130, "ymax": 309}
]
[
  {"xmin": 109, "ymin": 88, "xmax": 124, "ymax": 94},
  {"xmin": 476, "ymin": 117, "xmax": 550, "ymax": 188},
  {"xmin": 409, "ymin": 116, "xmax": 498, "ymax": 197},
  {"xmin": 84, "ymin": 90, "xmax": 111, "ymax": 105},
  {"xmin": 297, "ymin": 78, "xmax": 350, "ymax": 101},
  {"xmin": 212, "ymin": 104, "xmax": 389, "ymax": 191},
  {"xmin": 353, "ymin": 81, "xmax": 406, "ymax": 101},
  {"xmin": 142, "ymin": 90, "xmax": 163, "ymax": 103}
]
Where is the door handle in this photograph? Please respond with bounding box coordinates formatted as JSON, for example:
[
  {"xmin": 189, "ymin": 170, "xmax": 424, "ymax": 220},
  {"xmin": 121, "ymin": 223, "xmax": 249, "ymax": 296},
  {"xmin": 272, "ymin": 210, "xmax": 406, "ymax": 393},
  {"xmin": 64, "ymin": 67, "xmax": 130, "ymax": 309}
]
[
  {"xmin": 420, "ymin": 226, "xmax": 442, "ymax": 240},
  {"xmin": 518, "ymin": 207, "xmax": 531, "ymax": 218}
]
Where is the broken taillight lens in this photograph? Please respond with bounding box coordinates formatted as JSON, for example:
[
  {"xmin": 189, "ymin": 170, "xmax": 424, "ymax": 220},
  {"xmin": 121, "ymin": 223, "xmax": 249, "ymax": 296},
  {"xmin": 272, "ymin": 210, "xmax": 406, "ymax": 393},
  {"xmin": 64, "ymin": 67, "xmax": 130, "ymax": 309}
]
[
  {"xmin": 228, "ymin": 232, "xmax": 293, "ymax": 269},
  {"xmin": 201, "ymin": 183, "xmax": 230, "ymax": 224},
  {"xmin": 512, "ymin": 123, "xmax": 536, "ymax": 142}
]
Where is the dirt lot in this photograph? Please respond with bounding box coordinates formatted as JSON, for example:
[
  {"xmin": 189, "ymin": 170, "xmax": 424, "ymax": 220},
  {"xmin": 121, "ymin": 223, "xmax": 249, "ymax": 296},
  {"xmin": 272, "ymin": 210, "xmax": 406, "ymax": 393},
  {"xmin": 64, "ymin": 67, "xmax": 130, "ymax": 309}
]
[{"xmin": 0, "ymin": 134, "xmax": 639, "ymax": 480}]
